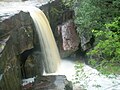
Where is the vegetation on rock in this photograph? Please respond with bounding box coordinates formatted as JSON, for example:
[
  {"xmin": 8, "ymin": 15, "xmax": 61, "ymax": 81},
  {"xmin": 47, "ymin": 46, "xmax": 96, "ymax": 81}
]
[
  {"xmin": 87, "ymin": 17, "xmax": 120, "ymax": 75},
  {"xmin": 63, "ymin": 0, "xmax": 120, "ymax": 75}
]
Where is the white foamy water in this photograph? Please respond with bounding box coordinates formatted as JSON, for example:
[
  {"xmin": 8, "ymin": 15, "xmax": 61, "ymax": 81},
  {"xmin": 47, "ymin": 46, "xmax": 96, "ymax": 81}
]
[
  {"xmin": 44, "ymin": 58, "xmax": 120, "ymax": 90},
  {"xmin": 44, "ymin": 59, "xmax": 76, "ymax": 81},
  {"xmin": 75, "ymin": 64, "xmax": 120, "ymax": 90},
  {"xmin": 22, "ymin": 77, "xmax": 35, "ymax": 86}
]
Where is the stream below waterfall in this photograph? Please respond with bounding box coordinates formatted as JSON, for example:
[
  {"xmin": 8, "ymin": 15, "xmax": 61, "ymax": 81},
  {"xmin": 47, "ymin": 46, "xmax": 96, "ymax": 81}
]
[
  {"xmin": 43, "ymin": 58, "xmax": 120, "ymax": 90},
  {"xmin": 23, "ymin": 58, "xmax": 120, "ymax": 90}
]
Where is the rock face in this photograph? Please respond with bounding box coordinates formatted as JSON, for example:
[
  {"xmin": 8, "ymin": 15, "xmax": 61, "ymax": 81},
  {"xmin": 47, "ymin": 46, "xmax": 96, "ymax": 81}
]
[
  {"xmin": 0, "ymin": 7, "xmax": 44, "ymax": 89},
  {"xmin": 20, "ymin": 49, "xmax": 44, "ymax": 79},
  {"xmin": 0, "ymin": 11, "xmax": 35, "ymax": 90},
  {"xmin": 57, "ymin": 20, "xmax": 80, "ymax": 58},
  {"xmin": 60, "ymin": 20, "xmax": 79, "ymax": 51},
  {"xmin": 22, "ymin": 75, "xmax": 73, "ymax": 90}
]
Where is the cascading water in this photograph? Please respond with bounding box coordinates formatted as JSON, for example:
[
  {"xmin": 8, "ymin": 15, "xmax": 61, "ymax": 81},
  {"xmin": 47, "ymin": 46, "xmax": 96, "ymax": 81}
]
[
  {"xmin": 1, "ymin": 2, "xmax": 120, "ymax": 89},
  {"xmin": 29, "ymin": 7, "xmax": 60, "ymax": 73}
]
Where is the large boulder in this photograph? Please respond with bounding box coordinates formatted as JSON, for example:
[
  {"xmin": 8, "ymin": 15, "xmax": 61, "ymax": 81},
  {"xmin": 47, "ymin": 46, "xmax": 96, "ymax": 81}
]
[
  {"xmin": 57, "ymin": 20, "xmax": 80, "ymax": 58},
  {"xmin": 0, "ymin": 11, "xmax": 34, "ymax": 90},
  {"xmin": 22, "ymin": 75, "xmax": 73, "ymax": 90},
  {"xmin": 23, "ymin": 51, "xmax": 44, "ymax": 78}
]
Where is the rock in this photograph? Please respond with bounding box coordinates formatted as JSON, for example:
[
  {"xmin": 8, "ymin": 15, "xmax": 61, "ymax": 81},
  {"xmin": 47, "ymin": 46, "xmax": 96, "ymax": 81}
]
[
  {"xmin": 81, "ymin": 32, "xmax": 94, "ymax": 51},
  {"xmin": 33, "ymin": 75, "xmax": 73, "ymax": 90},
  {"xmin": 0, "ymin": 36, "xmax": 9, "ymax": 54},
  {"xmin": 23, "ymin": 51, "xmax": 43, "ymax": 78},
  {"xmin": 0, "ymin": 11, "xmax": 34, "ymax": 90},
  {"xmin": 61, "ymin": 20, "xmax": 79, "ymax": 51},
  {"xmin": 57, "ymin": 20, "xmax": 80, "ymax": 58}
]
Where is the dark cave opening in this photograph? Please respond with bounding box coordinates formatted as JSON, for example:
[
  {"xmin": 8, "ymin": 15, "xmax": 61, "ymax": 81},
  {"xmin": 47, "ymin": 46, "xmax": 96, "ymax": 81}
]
[{"xmin": 19, "ymin": 48, "xmax": 35, "ymax": 79}]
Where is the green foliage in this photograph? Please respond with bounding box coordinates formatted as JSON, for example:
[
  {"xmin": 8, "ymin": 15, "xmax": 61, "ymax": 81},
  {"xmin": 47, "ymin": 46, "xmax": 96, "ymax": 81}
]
[
  {"xmin": 63, "ymin": 0, "xmax": 120, "ymax": 75},
  {"xmin": 70, "ymin": 0, "xmax": 120, "ymax": 37},
  {"xmin": 87, "ymin": 17, "xmax": 120, "ymax": 75}
]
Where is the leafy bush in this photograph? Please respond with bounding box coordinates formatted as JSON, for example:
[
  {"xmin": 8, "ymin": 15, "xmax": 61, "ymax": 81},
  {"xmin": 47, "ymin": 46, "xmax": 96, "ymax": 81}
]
[
  {"xmin": 63, "ymin": 0, "xmax": 120, "ymax": 37},
  {"xmin": 87, "ymin": 17, "xmax": 120, "ymax": 75}
]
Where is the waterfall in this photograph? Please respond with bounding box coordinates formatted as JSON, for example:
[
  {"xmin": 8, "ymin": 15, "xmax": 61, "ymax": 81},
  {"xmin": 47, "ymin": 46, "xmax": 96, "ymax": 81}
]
[{"xmin": 29, "ymin": 7, "xmax": 60, "ymax": 73}]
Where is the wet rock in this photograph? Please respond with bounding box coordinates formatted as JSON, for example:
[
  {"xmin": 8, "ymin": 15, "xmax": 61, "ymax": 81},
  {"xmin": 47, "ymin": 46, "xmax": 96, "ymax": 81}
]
[
  {"xmin": 23, "ymin": 51, "xmax": 43, "ymax": 78},
  {"xmin": 22, "ymin": 75, "xmax": 73, "ymax": 90},
  {"xmin": 0, "ymin": 36, "xmax": 9, "ymax": 54}
]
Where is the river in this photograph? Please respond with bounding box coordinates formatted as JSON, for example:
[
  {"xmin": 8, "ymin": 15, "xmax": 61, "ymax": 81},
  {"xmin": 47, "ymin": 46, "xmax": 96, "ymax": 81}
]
[{"xmin": 44, "ymin": 58, "xmax": 120, "ymax": 90}]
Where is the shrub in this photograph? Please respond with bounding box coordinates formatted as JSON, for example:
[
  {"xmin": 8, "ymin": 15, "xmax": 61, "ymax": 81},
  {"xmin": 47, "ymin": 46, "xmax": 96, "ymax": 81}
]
[{"xmin": 87, "ymin": 17, "xmax": 120, "ymax": 75}]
